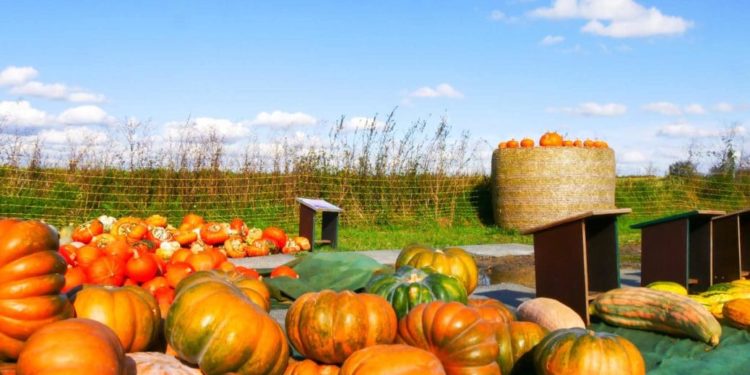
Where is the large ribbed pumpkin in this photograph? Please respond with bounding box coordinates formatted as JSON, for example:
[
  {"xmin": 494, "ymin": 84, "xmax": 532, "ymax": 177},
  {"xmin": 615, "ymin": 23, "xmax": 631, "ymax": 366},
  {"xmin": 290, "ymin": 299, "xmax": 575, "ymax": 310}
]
[
  {"xmin": 181, "ymin": 270, "xmax": 271, "ymax": 311},
  {"xmin": 340, "ymin": 344, "xmax": 445, "ymax": 375},
  {"xmin": 286, "ymin": 290, "xmax": 397, "ymax": 365},
  {"xmin": 16, "ymin": 318, "xmax": 130, "ymax": 375},
  {"xmin": 533, "ymin": 328, "xmax": 645, "ymax": 375},
  {"xmin": 165, "ymin": 270, "xmax": 289, "ymax": 375},
  {"xmin": 73, "ymin": 285, "xmax": 161, "ymax": 352},
  {"xmin": 495, "ymin": 321, "xmax": 547, "ymax": 375},
  {"xmin": 398, "ymin": 301, "xmax": 500, "ymax": 375},
  {"xmin": 0, "ymin": 219, "xmax": 74, "ymax": 361},
  {"xmin": 468, "ymin": 298, "xmax": 516, "ymax": 324},
  {"xmin": 396, "ymin": 244, "xmax": 478, "ymax": 294},
  {"xmin": 367, "ymin": 266, "xmax": 467, "ymax": 318},
  {"xmin": 284, "ymin": 359, "xmax": 340, "ymax": 375}
]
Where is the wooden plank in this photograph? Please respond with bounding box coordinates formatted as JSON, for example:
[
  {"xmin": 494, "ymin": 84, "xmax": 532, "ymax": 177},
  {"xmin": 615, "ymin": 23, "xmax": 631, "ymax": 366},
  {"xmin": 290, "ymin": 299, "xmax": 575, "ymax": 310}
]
[
  {"xmin": 640, "ymin": 219, "xmax": 689, "ymax": 288},
  {"xmin": 713, "ymin": 208, "xmax": 750, "ymax": 220},
  {"xmin": 712, "ymin": 215, "xmax": 741, "ymax": 284},
  {"xmin": 741, "ymin": 215, "xmax": 750, "ymax": 273},
  {"xmin": 533, "ymin": 219, "xmax": 590, "ymax": 324},
  {"xmin": 688, "ymin": 216, "xmax": 713, "ymax": 292},
  {"xmin": 522, "ymin": 208, "xmax": 632, "ymax": 235},
  {"xmin": 321, "ymin": 212, "xmax": 339, "ymax": 249},
  {"xmin": 299, "ymin": 205, "xmax": 316, "ymax": 251},
  {"xmin": 585, "ymin": 216, "xmax": 621, "ymax": 292},
  {"xmin": 631, "ymin": 210, "xmax": 725, "ymax": 229}
]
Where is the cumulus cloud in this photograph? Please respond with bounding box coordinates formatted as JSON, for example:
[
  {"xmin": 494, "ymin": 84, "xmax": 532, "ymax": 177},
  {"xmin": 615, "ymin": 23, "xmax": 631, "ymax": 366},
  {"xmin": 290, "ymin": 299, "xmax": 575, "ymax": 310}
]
[
  {"xmin": 37, "ymin": 127, "xmax": 110, "ymax": 146},
  {"xmin": 57, "ymin": 105, "xmax": 116, "ymax": 125},
  {"xmin": 247, "ymin": 110, "xmax": 317, "ymax": 128},
  {"xmin": 714, "ymin": 102, "xmax": 735, "ymax": 113},
  {"xmin": 643, "ymin": 102, "xmax": 682, "ymax": 116},
  {"xmin": 657, "ymin": 122, "xmax": 746, "ymax": 138},
  {"xmin": 165, "ymin": 117, "xmax": 251, "ymax": 141},
  {"xmin": 552, "ymin": 102, "xmax": 627, "ymax": 117},
  {"xmin": 408, "ymin": 84, "xmax": 464, "ymax": 99},
  {"xmin": 620, "ymin": 150, "xmax": 649, "ymax": 163},
  {"xmin": 0, "ymin": 100, "xmax": 54, "ymax": 127},
  {"xmin": 0, "ymin": 66, "xmax": 38, "ymax": 86},
  {"xmin": 0, "ymin": 65, "xmax": 106, "ymax": 103},
  {"xmin": 530, "ymin": 0, "xmax": 692, "ymax": 38},
  {"xmin": 684, "ymin": 104, "xmax": 706, "ymax": 115},
  {"xmin": 540, "ymin": 35, "xmax": 565, "ymax": 45},
  {"xmin": 342, "ymin": 116, "xmax": 387, "ymax": 131}
]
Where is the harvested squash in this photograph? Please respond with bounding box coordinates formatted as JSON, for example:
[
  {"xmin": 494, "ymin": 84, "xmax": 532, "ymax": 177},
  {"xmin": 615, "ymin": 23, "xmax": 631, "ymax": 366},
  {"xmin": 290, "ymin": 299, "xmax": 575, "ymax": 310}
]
[
  {"xmin": 340, "ymin": 344, "xmax": 445, "ymax": 375},
  {"xmin": 127, "ymin": 352, "xmax": 201, "ymax": 375},
  {"xmin": 723, "ymin": 298, "xmax": 750, "ymax": 330},
  {"xmin": 517, "ymin": 297, "xmax": 585, "ymax": 331},
  {"xmin": 395, "ymin": 244, "xmax": 478, "ymax": 294},
  {"xmin": 468, "ymin": 298, "xmax": 516, "ymax": 324},
  {"xmin": 284, "ymin": 359, "xmax": 340, "ymax": 375}
]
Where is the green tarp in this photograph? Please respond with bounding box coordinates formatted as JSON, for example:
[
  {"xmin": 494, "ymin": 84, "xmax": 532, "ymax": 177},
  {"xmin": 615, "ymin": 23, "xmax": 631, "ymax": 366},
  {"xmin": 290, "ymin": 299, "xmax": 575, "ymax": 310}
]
[
  {"xmin": 263, "ymin": 252, "xmax": 388, "ymax": 308},
  {"xmin": 591, "ymin": 322, "xmax": 750, "ymax": 375}
]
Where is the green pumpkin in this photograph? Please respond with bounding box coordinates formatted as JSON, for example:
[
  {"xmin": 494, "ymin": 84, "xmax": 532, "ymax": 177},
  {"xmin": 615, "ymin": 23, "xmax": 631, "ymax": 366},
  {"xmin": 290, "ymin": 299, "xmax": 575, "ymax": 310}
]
[{"xmin": 366, "ymin": 265, "xmax": 467, "ymax": 318}]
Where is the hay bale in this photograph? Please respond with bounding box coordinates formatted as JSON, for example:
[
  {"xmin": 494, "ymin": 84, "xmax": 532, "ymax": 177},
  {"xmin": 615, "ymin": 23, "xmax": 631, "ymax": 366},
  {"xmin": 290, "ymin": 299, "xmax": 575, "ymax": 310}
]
[{"xmin": 491, "ymin": 147, "xmax": 616, "ymax": 231}]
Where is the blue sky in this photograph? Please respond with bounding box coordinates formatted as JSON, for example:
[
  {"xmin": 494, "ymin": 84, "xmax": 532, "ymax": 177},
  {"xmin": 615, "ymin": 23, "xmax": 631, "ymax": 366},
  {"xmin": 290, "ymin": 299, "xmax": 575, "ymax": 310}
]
[{"xmin": 0, "ymin": 0, "xmax": 748, "ymax": 174}]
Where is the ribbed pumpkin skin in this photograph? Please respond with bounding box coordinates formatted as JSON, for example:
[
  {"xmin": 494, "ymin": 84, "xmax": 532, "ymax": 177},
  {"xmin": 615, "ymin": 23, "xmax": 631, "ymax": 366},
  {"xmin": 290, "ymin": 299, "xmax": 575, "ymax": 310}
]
[
  {"xmin": 0, "ymin": 219, "xmax": 74, "ymax": 361},
  {"xmin": 166, "ymin": 271, "xmax": 289, "ymax": 375},
  {"xmin": 495, "ymin": 321, "xmax": 547, "ymax": 375},
  {"xmin": 468, "ymin": 298, "xmax": 516, "ymax": 324},
  {"xmin": 181, "ymin": 270, "xmax": 271, "ymax": 311},
  {"xmin": 396, "ymin": 245, "xmax": 478, "ymax": 294},
  {"xmin": 73, "ymin": 285, "xmax": 161, "ymax": 352},
  {"xmin": 398, "ymin": 301, "xmax": 500, "ymax": 375},
  {"xmin": 533, "ymin": 328, "xmax": 645, "ymax": 375},
  {"xmin": 286, "ymin": 290, "xmax": 397, "ymax": 365},
  {"xmin": 723, "ymin": 298, "xmax": 750, "ymax": 329},
  {"xmin": 590, "ymin": 287, "xmax": 722, "ymax": 346},
  {"xmin": 284, "ymin": 359, "xmax": 340, "ymax": 375},
  {"xmin": 17, "ymin": 318, "xmax": 130, "ymax": 375},
  {"xmin": 127, "ymin": 352, "xmax": 201, "ymax": 375},
  {"xmin": 340, "ymin": 344, "xmax": 446, "ymax": 375},
  {"xmin": 367, "ymin": 266, "xmax": 467, "ymax": 318}
]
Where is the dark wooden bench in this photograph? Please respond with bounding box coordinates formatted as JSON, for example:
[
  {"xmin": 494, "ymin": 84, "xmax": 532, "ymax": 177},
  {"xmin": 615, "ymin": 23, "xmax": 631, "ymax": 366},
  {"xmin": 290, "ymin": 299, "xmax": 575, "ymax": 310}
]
[
  {"xmin": 712, "ymin": 209, "xmax": 750, "ymax": 283},
  {"xmin": 296, "ymin": 198, "xmax": 343, "ymax": 251},
  {"xmin": 631, "ymin": 210, "xmax": 725, "ymax": 293},
  {"xmin": 522, "ymin": 208, "xmax": 632, "ymax": 324}
]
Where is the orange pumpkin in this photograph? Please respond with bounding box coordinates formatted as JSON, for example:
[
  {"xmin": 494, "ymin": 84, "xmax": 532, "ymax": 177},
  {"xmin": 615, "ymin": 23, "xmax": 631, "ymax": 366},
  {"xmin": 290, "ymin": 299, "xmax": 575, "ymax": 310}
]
[
  {"xmin": 246, "ymin": 239, "xmax": 272, "ymax": 257},
  {"xmin": 125, "ymin": 250, "xmax": 159, "ymax": 283},
  {"xmin": 262, "ymin": 227, "xmax": 289, "ymax": 250},
  {"xmin": 498, "ymin": 141, "xmax": 507, "ymax": 149},
  {"xmin": 224, "ymin": 235, "xmax": 249, "ymax": 258},
  {"xmin": 539, "ymin": 132, "xmax": 563, "ymax": 147},
  {"xmin": 179, "ymin": 213, "xmax": 204, "ymax": 231},
  {"xmin": 73, "ymin": 285, "xmax": 162, "ymax": 352},
  {"xmin": 72, "ymin": 219, "xmax": 104, "ymax": 244},
  {"xmin": 495, "ymin": 321, "xmax": 547, "ymax": 375},
  {"xmin": 76, "ymin": 244, "xmax": 103, "ymax": 268},
  {"xmin": 271, "ymin": 265, "xmax": 299, "ymax": 279},
  {"xmin": 166, "ymin": 270, "xmax": 289, "ymax": 374},
  {"xmin": 562, "ymin": 140, "xmax": 574, "ymax": 147},
  {"xmin": 199, "ymin": 222, "xmax": 230, "ymax": 245},
  {"xmin": 86, "ymin": 255, "xmax": 127, "ymax": 286},
  {"xmin": 583, "ymin": 139, "xmax": 595, "ymax": 148},
  {"xmin": 145, "ymin": 214, "xmax": 168, "ymax": 228},
  {"xmin": 185, "ymin": 251, "xmax": 215, "ymax": 272},
  {"xmin": 110, "ymin": 217, "xmax": 148, "ymax": 241},
  {"xmin": 398, "ymin": 301, "xmax": 500, "ymax": 375},
  {"xmin": 520, "ymin": 138, "xmax": 534, "ymax": 148},
  {"xmin": 284, "ymin": 359, "xmax": 340, "ymax": 375},
  {"xmin": 340, "ymin": 344, "xmax": 445, "ymax": 375},
  {"xmin": 533, "ymin": 328, "xmax": 645, "ymax": 375},
  {"xmin": 594, "ymin": 140, "xmax": 609, "ymax": 148},
  {"xmin": 506, "ymin": 139, "xmax": 519, "ymax": 148},
  {"xmin": 467, "ymin": 298, "xmax": 516, "ymax": 324},
  {"xmin": 62, "ymin": 266, "xmax": 88, "ymax": 293},
  {"xmin": 573, "ymin": 139, "xmax": 583, "ymax": 147},
  {"xmin": 286, "ymin": 290, "xmax": 398, "ymax": 364},
  {"xmin": 0, "ymin": 219, "xmax": 74, "ymax": 361},
  {"xmin": 16, "ymin": 318, "xmax": 130, "ymax": 375},
  {"xmin": 173, "ymin": 230, "xmax": 198, "ymax": 246},
  {"xmin": 179, "ymin": 270, "xmax": 271, "ymax": 312}
]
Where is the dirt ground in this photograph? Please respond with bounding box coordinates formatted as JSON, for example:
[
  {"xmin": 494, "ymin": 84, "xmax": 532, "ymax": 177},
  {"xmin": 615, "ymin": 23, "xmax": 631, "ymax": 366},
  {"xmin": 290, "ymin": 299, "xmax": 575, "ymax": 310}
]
[{"xmin": 476, "ymin": 243, "xmax": 642, "ymax": 289}]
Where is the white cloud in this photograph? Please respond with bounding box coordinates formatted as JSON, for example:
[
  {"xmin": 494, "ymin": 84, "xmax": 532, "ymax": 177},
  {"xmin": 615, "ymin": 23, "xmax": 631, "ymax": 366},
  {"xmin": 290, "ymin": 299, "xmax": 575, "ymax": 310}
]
[
  {"xmin": 490, "ymin": 10, "xmax": 507, "ymax": 21},
  {"xmin": 0, "ymin": 100, "xmax": 53, "ymax": 127},
  {"xmin": 247, "ymin": 110, "xmax": 317, "ymax": 128},
  {"xmin": 57, "ymin": 105, "xmax": 116, "ymax": 125},
  {"xmin": 656, "ymin": 122, "xmax": 746, "ymax": 138},
  {"xmin": 408, "ymin": 84, "xmax": 464, "ymax": 99},
  {"xmin": 684, "ymin": 103, "xmax": 706, "ymax": 115},
  {"xmin": 620, "ymin": 150, "xmax": 649, "ymax": 163},
  {"xmin": 530, "ymin": 0, "xmax": 692, "ymax": 38},
  {"xmin": 37, "ymin": 127, "xmax": 110, "ymax": 146},
  {"xmin": 0, "ymin": 66, "xmax": 38, "ymax": 86},
  {"xmin": 714, "ymin": 102, "xmax": 734, "ymax": 113},
  {"xmin": 643, "ymin": 102, "xmax": 682, "ymax": 116},
  {"xmin": 165, "ymin": 117, "xmax": 251, "ymax": 141},
  {"xmin": 10, "ymin": 81, "xmax": 106, "ymax": 103},
  {"xmin": 553, "ymin": 102, "xmax": 627, "ymax": 116},
  {"xmin": 342, "ymin": 116, "xmax": 387, "ymax": 131},
  {"xmin": 540, "ymin": 35, "xmax": 565, "ymax": 45}
]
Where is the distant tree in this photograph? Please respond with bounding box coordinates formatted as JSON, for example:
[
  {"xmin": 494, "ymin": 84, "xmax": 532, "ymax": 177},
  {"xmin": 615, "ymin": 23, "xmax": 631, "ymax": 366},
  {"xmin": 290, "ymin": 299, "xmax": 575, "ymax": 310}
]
[
  {"xmin": 709, "ymin": 126, "xmax": 741, "ymax": 178},
  {"xmin": 668, "ymin": 160, "xmax": 698, "ymax": 177}
]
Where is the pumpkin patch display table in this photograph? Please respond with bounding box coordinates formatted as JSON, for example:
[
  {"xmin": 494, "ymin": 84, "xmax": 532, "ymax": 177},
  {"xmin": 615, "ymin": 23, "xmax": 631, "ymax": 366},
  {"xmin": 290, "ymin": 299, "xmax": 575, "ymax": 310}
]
[
  {"xmin": 522, "ymin": 208, "xmax": 631, "ymax": 324},
  {"xmin": 711, "ymin": 209, "xmax": 750, "ymax": 283},
  {"xmin": 631, "ymin": 210, "xmax": 725, "ymax": 293}
]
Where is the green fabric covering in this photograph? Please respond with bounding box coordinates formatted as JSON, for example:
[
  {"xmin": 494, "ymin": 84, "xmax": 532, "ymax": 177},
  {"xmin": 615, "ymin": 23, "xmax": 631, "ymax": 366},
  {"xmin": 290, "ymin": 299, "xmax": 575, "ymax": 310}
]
[
  {"xmin": 590, "ymin": 322, "xmax": 750, "ymax": 375},
  {"xmin": 263, "ymin": 252, "xmax": 388, "ymax": 308}
]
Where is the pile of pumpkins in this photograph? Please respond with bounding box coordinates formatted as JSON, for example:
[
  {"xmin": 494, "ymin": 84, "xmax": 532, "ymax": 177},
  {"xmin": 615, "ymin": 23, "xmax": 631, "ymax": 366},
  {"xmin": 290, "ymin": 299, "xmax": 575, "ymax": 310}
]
[
  {"xmin": 499, "ymin": 131, "xmax": 609, "ymax": 149},
  {"xmin": 4, "ymin": 218, "xmax": 750, "ymax": 374}
]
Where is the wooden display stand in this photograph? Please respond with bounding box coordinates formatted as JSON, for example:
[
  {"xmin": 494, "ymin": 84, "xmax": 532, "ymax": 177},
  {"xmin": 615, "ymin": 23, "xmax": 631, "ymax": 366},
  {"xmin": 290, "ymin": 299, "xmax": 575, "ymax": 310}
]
[
  {"xmin": 296, "ymin": 198, "xmax": 343, "ymax": 251},
  {"xmin": 631, "ymin": 210, "xmax": 725, "ymax": 293},
  {"xmin": 712, "ymin": 209, "xmax": 750, "ymax": 282},
  {"xmin": 522, "ymin": 208, "xmax": 631, "ymax": 324}
]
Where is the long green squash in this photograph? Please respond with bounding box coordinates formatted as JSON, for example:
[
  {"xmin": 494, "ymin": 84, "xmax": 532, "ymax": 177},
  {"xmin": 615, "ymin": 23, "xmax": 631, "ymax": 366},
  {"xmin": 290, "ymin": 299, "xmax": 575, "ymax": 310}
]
[{"xmin": 590, "ymin": 287, "xmax": 721, "ymax": 346}]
